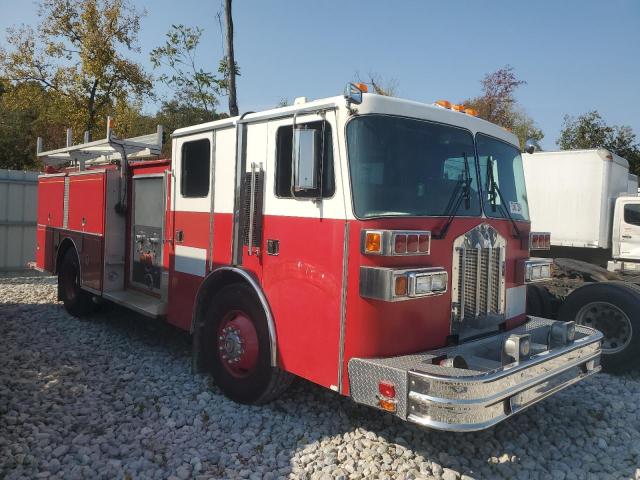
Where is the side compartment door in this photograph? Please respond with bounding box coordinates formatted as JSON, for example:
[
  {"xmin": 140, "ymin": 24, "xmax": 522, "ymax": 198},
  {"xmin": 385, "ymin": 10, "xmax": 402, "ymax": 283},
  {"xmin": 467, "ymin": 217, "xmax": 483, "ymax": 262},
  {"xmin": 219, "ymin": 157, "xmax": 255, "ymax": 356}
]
[
  {"xmin": 617, "ymin": 200, "xmax": 640, "ymax": 260},
  {"xmin": 261, "ymin": 111, "xmax": 348, "ymax": 389},
  {"xmin": 168, "ymin": 132, "xmax": 214, "ymax": 329}
]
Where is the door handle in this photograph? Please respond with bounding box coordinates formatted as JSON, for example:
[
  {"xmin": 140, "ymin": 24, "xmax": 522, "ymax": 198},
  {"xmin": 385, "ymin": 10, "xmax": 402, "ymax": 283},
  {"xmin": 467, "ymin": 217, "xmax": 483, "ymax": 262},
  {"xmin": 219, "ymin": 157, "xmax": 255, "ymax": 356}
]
[
  {"xmin": 622, "ymin": 235, "xmax": 632, "ymax": 239},
  {"xmin": 175, "ymin": 230, "xmax": 184, "ymax": 242}
]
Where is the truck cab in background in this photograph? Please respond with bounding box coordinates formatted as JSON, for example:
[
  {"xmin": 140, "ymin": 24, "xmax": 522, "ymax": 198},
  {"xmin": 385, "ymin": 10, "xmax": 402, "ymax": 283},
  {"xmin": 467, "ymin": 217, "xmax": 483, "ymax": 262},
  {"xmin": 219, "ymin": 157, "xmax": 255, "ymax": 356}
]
[{"xmin": 611, "ymin": 195, "xmax": 640, "ymax": 271}]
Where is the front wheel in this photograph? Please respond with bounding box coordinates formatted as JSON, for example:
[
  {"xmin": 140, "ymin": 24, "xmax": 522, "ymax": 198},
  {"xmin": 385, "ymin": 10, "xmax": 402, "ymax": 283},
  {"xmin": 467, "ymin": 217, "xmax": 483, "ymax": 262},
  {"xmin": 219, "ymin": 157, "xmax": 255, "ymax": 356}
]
[
  {"xmin": 203, "ymin": 283, "xmax": 292, "ymax": 404},
  {"xmin": 558, "ymin": 281, "xmax": 640, "ymax": 373},
  {"xmin": 58, "ymin": 248, "xmax": 95, "ymax": 317}
]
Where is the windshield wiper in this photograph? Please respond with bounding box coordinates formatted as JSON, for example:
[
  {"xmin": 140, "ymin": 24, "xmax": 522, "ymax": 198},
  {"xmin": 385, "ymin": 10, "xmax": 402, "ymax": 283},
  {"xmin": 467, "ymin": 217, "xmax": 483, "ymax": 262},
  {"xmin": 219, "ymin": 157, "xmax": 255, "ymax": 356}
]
[
  {"xmin": 486, "ymin": 155, "xmax": 521, "ymax": 238},
  {"xmin": 434, "ymin": 153, "xmax": 471, "ymax": 239}
]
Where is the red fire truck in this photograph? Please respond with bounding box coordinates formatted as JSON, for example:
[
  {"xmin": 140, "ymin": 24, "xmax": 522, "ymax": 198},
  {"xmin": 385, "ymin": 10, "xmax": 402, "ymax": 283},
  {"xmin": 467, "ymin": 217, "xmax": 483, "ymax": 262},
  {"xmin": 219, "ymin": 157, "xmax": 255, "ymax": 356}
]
[{"xmin": 34, "ymin": 83, "xmax": 602, "ymax": 431}]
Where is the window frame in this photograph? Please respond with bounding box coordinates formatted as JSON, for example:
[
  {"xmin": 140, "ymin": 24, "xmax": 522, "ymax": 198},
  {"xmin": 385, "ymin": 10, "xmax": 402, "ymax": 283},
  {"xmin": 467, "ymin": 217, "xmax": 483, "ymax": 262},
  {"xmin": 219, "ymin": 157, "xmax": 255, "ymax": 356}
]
[
  {"xmin": 344, "ymin": 113, "xmax": 482, "ymax": 220},
  {"xmin": 475, "ymin": 132, "xmax": 530, "ymax": 222},
  {"xmin": 624, "ymin": 203, "xmax": 640, "ymax": 227},
  {"xmin": 274, "ymin": 120, "xmax": 336, "ymax": 200},
  {"xmin": 180, "ymin": 138, "xmax": 211, "ymax": 199}
]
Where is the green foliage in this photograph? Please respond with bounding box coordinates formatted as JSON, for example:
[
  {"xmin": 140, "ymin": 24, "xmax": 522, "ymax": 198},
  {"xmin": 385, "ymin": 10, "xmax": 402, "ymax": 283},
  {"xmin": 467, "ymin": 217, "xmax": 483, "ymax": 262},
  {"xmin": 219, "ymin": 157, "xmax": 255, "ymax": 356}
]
[
  {"xmin": 150, "ymin": 25, "xmax": 239, "ymax": 113},
  {"xmin": 0, "ymin": 0, "xmax": 152, "ymax": 138},
  {"xmin": 557, "ymin": 110, "xmax": 640, "ymax": 174},
  {"xmin": 462, "ymin": 65, "xmax": 543, "ymax": 149}
]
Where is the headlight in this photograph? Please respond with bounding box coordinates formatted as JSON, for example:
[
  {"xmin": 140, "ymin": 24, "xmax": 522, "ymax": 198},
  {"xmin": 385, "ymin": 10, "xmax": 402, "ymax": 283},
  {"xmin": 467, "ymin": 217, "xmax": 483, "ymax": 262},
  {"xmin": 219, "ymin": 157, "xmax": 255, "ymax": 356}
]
[
  {"xmin": 409, "ymin": 270, "xmax": 448, "ymax": 297},
  {"xmin": 503, "ymin": 333, "xmax": 532, "ymax": 364},
  {"xmin": 360, "ymin": 266, "xmax": 448, "ymax": 301},
  {"xmin": 548, "ymin": 321, "xmax": 576, "ymax": 348}
]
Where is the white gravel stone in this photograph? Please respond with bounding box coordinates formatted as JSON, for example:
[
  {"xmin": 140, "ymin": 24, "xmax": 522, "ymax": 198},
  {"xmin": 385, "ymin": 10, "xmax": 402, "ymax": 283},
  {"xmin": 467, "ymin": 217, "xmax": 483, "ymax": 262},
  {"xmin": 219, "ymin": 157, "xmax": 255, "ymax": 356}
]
[{"xmin": 1, "ymin": 271, "xmax": 639, "ymax": 479}]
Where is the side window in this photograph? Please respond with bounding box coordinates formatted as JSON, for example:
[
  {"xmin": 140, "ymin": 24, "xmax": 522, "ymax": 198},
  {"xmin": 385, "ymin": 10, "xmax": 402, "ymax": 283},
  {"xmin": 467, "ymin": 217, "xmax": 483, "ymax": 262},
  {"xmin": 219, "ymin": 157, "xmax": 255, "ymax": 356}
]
[
  {"xmin": 181, "ymin": 139, "xmax": 210, "ymax": 198},
  {"xmin": 624, "ymin": 204, "xmax": 640, "ymax": 226},
  {"xmin": 275, "ymin": 120, "xmax": 335, "ymax": 198}
]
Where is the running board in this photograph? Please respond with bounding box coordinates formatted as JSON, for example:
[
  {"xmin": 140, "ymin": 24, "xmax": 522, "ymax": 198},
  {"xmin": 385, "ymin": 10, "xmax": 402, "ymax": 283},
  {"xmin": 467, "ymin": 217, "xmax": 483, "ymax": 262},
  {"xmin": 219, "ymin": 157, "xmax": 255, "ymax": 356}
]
[{"xmin": 103, "ymin": 290, "xmax": 167, "ymax": 318}]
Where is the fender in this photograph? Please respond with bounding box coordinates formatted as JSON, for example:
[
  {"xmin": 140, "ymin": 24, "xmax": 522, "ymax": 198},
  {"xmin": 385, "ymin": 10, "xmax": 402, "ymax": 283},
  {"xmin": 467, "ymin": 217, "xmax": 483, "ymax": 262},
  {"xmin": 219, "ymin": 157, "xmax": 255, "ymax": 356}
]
[
  {"xmin": 55, "ymin": 236, "xmax": 81, "ymax": 300},
  {"xmin": 192, "ymin": 266, "xmax": 278, "ymax": 367}
]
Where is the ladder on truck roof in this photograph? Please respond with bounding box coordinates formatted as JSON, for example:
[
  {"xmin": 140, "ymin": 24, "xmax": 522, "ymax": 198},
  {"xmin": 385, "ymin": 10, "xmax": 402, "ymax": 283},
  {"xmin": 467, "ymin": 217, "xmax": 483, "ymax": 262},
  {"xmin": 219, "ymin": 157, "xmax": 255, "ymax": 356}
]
[{"xmin": 37, "ymin": 116, "xmax": 163, "ymax": 169}]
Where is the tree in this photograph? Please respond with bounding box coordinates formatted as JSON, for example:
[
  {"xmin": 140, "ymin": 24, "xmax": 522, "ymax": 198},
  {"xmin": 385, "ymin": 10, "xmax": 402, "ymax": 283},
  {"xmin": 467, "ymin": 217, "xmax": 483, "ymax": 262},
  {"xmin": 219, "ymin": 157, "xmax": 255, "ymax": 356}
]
[
  {"xmin": 0, "ymin": 78, "xmax": 72, "ymax": 170},
  {"xmin": 0, "ymin": 0, "xmax": 152, "ymax": 140},
  {"xmin": 355, "ymin": 72, "xmax": 398, "ymax": 96},
  {"xmin": 150, "ymin": 24, "xmax": 223, "ymax": 113},
  {"xmin": 224, "ymin": 0, "xmax": 239, "ymax": 116},
  {"xmin": 557, "ymin": 110, "xmax": 640, "ymax": 173},
  {"xmin": 462, "ymin": 65, "xmax": 543, "ymax": 149}
]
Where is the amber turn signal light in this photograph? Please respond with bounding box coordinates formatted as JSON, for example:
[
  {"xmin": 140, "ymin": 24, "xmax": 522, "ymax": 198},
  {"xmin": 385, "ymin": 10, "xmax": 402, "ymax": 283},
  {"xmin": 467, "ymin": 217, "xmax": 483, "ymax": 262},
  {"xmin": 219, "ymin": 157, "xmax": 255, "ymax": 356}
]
[
  {"xmin": 394, "ymin": 275, "xmax": 408, "ymax": 296},
  {"xmin": 378, "ymin": 398, "xmax": 397, "ymax": 412},
  {"xmin": 365, "ymin": 231, "xmax": 381, "ymax": 254}
]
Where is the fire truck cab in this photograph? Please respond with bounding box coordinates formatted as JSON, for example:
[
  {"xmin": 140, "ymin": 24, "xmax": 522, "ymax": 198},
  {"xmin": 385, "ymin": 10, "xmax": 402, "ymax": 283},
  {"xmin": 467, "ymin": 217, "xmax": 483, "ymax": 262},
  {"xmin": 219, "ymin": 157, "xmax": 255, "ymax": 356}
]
[{"xmin": 35, "ymin": 84, "xmax": 602, "ymax": 431}]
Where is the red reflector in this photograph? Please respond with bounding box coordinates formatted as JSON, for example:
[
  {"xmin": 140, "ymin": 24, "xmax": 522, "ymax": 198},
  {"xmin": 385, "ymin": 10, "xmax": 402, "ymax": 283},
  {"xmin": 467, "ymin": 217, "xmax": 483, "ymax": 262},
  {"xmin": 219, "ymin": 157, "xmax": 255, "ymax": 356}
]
[
  {"xmin": 407, "ymin": 235, "xmax": 419, "ymax": 253},
  {"xmin": 378, "ymin": 381, "xmax": 396, "ymax": 398},
  {"xmin": 418, "ymin": 234, "xmax": 430, "ymax": 253},
  {"xmin": 394, "ymin": 234, "xmax": 407, "ymax": 254}
]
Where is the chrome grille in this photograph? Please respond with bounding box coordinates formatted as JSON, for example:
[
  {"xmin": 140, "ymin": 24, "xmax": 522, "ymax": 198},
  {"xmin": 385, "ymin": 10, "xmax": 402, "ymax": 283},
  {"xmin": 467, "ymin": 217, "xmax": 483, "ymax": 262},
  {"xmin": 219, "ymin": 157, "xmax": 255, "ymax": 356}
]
[
  {"xmin": 451, "ymin": 224, "xmax": 506, "ymax": 336},
  {"xmin": 457, "ymin": 246, "xmax": 502, "ymax": 319}
]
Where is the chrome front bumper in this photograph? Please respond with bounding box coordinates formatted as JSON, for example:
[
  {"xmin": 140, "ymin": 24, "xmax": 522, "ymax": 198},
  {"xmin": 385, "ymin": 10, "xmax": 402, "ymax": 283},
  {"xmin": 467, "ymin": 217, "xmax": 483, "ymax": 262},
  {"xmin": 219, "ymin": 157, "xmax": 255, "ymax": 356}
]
[{"xmin": 348, "ymin": 317, "xmax": 602, "ymax": 432}]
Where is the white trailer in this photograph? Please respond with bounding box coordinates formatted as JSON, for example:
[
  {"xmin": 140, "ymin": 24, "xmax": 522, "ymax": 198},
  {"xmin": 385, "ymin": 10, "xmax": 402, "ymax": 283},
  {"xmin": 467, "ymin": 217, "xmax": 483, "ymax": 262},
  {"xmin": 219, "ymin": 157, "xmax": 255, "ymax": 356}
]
[
  {"xmin": 523, "ymin": 148, "xmax": 640, "ymax": 372},
  {"xmin": 523, "ymin": 148, "xmax": 640, "ymax": 271}
]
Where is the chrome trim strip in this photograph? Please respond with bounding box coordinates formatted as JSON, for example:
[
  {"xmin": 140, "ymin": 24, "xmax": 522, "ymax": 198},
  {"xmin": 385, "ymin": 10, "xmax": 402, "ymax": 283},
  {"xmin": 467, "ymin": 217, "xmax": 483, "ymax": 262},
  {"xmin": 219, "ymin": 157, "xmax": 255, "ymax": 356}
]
[
  {"xmin": 231, "ymin": 116, "xmax": 248, "ymax": 265},
  {"xmin": 459, "ymin": 248, "xmax": 466, "ymax": 323},
  {"xmin": 486, "ymin": 246, "xmax": 493, "ymax": 313},
  {"xmin": 498, "ymin": 246, "xmax": 505, "ymax": 312},
  {"xmin": 247, "ymin": 162, "xmax": 257, "ymax": 256},
  {"xmin": 208, "ymin": 135, "xmax": 216, "ymax": 271},
  {"xmin": 337, "ymin": 222, "xmax": 350, "ymax": 393},
  {"xmin": 475, "ymin": 246, "xmax": 481, "ymax": 316}
]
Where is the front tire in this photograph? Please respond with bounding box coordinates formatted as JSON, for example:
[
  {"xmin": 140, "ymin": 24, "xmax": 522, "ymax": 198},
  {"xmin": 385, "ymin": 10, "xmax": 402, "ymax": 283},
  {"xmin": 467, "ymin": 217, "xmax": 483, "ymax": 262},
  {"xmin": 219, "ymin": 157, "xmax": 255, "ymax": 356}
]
[
  {"xmin": 203, "ymin": 283, "xmax": 292, "ymax": 404},
  {"xmin": 58, "ymin": 248, "xmax": 95, "ymax": 317},
  {"xmin": 558, "ymin": 281, "xmax": 640, "ymax": 373}
]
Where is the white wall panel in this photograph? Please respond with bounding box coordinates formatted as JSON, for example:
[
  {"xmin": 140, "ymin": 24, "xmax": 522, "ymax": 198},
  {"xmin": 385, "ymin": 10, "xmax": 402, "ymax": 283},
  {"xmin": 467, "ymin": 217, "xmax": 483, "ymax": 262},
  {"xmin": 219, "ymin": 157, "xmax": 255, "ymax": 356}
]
[{"xmin": 0, "ymin": 169, "xmax": 38, "ymax": 270}]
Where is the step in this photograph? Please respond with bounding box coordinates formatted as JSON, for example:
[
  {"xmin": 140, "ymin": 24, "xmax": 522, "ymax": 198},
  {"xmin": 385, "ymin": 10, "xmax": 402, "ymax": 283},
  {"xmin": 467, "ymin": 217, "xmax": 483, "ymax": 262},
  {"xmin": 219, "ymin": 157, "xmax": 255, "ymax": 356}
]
[{"xmin": 103, "ymin": 289, "xmax": 167, "ymax": 318}]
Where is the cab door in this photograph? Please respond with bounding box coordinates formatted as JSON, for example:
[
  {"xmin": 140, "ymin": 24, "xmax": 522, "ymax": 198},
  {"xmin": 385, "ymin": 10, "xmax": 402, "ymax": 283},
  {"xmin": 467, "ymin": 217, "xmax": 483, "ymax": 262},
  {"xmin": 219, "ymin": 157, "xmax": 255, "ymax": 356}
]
[
  {"xmin": 260, "ymin": 111, "xmax": 348, "ymax": 389},
  {"xmin": 168, "ymin": 132, "xmax": 214, "ymax": 329},
  {"xmin": 617, "ymin": 199, "xmax": 640, "ymax": 260}
]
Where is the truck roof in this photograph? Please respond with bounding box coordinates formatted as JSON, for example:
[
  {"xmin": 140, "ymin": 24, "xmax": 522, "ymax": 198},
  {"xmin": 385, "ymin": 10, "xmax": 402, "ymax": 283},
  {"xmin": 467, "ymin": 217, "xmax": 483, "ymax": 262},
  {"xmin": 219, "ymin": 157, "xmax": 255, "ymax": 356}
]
[
  {"xmin": 172, "ymin": 92, "xmax": 520, "ymax": 148},
  {"xmin": 526, "ymin": 148, "xmax": 629, "ymax": 169}
]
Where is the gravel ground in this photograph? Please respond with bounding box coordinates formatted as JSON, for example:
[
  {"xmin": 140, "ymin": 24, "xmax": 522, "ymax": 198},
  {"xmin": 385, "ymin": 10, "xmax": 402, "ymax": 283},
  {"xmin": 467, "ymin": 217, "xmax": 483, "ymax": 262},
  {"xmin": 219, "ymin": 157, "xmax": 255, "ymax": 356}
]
[{"xmin": 1, "ymin": 272, "xmax": 640, "ymax": 480}]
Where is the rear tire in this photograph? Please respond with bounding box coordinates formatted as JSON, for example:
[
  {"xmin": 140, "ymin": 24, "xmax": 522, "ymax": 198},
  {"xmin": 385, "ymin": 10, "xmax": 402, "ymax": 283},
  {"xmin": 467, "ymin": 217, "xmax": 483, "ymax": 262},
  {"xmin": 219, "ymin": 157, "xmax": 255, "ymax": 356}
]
[
  {"xmin": 558, "ymin": 281, "xmax": 640, "ymax": 373},
  {"xmin": 58, "ymin": 249, "xmax": 95, "ymax": 317},
  {"xmin": 526, "ymin": 283, "xmax": 554, "ymax": 318},
  {"xmin": 203, "ymin": 283, "xmax": 292, "ymax": 404}
]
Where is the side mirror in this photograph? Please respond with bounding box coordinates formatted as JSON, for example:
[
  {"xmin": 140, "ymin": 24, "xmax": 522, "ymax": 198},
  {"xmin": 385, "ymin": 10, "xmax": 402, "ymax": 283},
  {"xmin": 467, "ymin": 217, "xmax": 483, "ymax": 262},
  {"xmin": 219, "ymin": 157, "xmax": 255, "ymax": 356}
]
[
  {"xmin": 344, "ymin": 82, "xmax": 364, "ymax": 105},
  {"xmin": 293, "ymin": 128, "xmax": 319, "ymax": 191},
  {"xmin": 524, "ymin": 138, "xmax": 542, "ymax": 155}
]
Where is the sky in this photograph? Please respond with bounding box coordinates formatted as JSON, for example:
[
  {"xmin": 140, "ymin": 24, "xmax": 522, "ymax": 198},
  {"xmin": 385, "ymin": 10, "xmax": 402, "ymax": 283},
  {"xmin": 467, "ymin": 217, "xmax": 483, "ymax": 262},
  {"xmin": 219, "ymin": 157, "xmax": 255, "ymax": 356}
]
[{"xmin": 0, "ymin": 0, "xmax": 639, "ymax": 149}]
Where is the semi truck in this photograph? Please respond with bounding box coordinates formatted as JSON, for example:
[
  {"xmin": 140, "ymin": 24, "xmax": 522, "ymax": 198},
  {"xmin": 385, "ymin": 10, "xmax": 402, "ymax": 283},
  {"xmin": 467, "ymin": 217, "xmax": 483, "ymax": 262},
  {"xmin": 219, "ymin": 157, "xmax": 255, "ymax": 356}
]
[
  {"xmin": 33, "ymin": 83, "xmax": 602, "ymax": 432},
  {"xmin": 523, "ymin": 148, "xmax": 640, "ymax": 372},
  {"xmin": 523, "ymin": 148, "xmax": 640, "ymax": 271}
]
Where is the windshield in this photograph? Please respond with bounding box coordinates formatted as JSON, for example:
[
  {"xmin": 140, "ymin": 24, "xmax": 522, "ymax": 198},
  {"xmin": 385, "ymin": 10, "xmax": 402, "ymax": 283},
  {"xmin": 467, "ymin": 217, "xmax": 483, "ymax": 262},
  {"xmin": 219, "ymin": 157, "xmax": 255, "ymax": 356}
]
[
  {"xmin": 347, "ymin": 115, "xmax": 481, "ymax": 218},
  {"xmin": 476, "ymin": 133, "xmax": 530, "ymax": 221}
]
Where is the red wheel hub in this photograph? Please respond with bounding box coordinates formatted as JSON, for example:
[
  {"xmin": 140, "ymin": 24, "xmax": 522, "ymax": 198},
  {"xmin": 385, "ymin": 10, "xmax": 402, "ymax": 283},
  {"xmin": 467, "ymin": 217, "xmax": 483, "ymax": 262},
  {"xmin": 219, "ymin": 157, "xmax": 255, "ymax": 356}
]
[{"xmin": 217, "ymin": 310, "xmax": 259, "ymax": 377}]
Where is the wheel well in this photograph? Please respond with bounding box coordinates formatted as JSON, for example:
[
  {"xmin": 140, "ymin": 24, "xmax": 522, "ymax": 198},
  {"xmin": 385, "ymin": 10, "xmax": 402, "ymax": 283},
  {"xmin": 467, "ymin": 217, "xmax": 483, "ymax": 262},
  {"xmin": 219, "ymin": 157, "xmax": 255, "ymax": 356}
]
[
  {"xmin": 55, "ymin": 238, "xmax": 78, "ymax": 275},
  {"xmin": 191, "ymin": 267, "xmax": 278, "ymax": 372}
]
